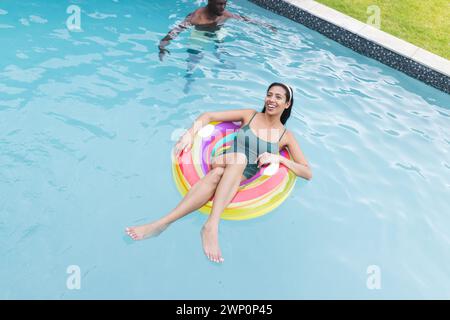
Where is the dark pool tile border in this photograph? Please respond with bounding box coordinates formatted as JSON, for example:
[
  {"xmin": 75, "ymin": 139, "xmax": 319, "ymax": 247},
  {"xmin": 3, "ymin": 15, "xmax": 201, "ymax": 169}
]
[{"xmin": 248, "ymin": 0, "xmax": 450, "ymax": 94}]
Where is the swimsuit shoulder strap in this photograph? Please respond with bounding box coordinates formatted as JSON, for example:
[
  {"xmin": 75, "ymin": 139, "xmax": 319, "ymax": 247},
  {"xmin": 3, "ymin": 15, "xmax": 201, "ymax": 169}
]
[
  {"xmin": 278, "ymin": 128, "xmax": 287, "ymax": 142},
  {"xmin": 248, "ymin": 112, "xmax": 258, "ymax": 125}
]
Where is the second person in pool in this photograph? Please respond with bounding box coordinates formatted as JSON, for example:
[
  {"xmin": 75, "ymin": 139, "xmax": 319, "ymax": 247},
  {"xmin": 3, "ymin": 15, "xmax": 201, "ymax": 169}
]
[
  {"xmin": 126, "ymin": 83, "xmax": 312, "ymax": 263},
  {"xmin": 158, "ymin": 0, "xmax": 277, "ymax": 60}
]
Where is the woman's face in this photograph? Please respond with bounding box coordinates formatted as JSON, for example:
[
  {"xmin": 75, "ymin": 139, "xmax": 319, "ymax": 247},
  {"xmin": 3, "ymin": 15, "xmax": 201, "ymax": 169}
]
[{"xmin": 264, "ymin": 85, "xmax": 290, "ymax": 116}]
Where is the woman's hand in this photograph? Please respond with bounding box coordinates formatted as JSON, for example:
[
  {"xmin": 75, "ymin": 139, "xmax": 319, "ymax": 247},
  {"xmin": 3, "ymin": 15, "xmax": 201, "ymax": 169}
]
[
  {"xmin": 175, "ymin": 132, "xmax": 193, "ymax": 157},
  {"xmin": 256, "ymin": 152, "xmax": 280, "ymax": 168}
]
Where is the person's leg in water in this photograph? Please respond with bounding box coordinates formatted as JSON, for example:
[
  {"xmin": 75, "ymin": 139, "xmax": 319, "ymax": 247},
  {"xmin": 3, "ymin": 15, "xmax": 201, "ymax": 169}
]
[
  {"xmin": 184, "ymin": 48, "xmax": 204, "ymax": 94},
  {"xmin": 126, "ymin": 165, "xmax": 225, "ymax": 240},
  {"xmin": 125, "ymin": 153, "xmax": 247, "ymax": 262},
  {"xmin": 201, "ymin": 152, "xmax": 247, "ymax": 263},
  {"xmin": 212, "ymin": 42, "xmax": 223, "ymax": 62},
  {"xmin": 211, "ymin": 42, "xmax": 236, "ymax": 82}
]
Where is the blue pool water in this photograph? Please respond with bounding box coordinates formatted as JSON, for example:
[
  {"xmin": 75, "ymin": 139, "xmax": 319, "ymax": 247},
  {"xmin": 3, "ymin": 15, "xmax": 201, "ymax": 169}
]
[{"xmin": 1, "ymin": 0, "xmax": 449, "ymax": 299}]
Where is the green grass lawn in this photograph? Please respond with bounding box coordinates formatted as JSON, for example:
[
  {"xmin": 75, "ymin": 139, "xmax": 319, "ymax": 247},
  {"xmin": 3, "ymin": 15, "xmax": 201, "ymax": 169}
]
[{"xmin": 315, "ymin": 0, "xmax": 450, "ymax": 60}]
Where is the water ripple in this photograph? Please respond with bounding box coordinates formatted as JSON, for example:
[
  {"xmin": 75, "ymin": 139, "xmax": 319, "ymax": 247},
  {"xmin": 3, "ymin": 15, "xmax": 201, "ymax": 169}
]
[
  {"xmin": 40, "ymin": 54, "xmax": 102, "ymax": 69},
  {"xmin": 395, "ymin": 162, "xmax": 426, "ymax": 179},
  {"xmin": 45, "ymin": 112, "xmax": 116, "ymax": 139},
  {"xmin": 1, "ymin": 65, "xmax": 45, "ymax": 83},
  {"xmin": 87, "ymin": 12, "xmax": 117, "ymax": 20}
]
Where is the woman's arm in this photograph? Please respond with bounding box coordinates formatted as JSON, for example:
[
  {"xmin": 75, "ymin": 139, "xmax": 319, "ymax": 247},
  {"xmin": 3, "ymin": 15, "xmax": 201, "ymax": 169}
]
[
  {"xmin": 279, "ymin": 131, "xmax": 312, "ymax": 180},
  {"xmin": 175, "ymin": 109, "xmax": 256, "ymax": 156},
  {"xmin": 189, "ymin": 108, "xmax": 255, "ymax": 135}
]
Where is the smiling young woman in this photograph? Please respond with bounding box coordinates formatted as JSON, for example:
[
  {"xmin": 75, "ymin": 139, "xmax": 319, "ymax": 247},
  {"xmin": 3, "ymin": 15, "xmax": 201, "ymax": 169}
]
[{"xmin": 126, "ymin": 83, "xmax": 312, "ymax": 264}]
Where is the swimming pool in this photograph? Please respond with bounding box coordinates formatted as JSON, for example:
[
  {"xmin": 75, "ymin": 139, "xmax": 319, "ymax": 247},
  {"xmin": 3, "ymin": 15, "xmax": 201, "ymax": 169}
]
[{"xmin": 1, "ymin": 0, "xmax": 449, "ymax": 299}]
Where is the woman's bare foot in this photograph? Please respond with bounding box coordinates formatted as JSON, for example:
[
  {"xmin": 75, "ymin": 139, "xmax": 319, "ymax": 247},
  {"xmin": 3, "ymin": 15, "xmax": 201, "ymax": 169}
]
[
  {"xmin": 125, "ymin": 222, "xmax": 168, "ymax": 240},
  {"xmin": 201, "ymin": 223, "xmax": 224, "ymax": 263}
]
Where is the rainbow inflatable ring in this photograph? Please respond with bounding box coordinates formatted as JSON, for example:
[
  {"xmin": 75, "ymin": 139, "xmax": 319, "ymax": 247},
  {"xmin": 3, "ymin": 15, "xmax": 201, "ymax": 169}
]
[{"xmin": 172, "ymin": 121, "xmax": 296, "ymax": 220}]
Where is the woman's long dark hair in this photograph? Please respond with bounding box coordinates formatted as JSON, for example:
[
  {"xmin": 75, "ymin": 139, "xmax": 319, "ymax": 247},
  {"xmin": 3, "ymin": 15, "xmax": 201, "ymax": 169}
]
[{"xmin": 261, "ymin": 82, "xmax": 293, "ymax": 125}]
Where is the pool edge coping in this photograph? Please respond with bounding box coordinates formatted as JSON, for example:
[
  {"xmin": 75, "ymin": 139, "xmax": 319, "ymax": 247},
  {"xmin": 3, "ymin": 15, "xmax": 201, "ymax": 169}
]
[{"xmin": 248, "ymin": 0, "xmax": 450, "ymax": 94}]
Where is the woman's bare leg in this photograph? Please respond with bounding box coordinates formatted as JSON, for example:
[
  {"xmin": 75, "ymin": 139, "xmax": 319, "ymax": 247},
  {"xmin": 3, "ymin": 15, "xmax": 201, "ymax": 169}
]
[
  {"xmin": 126, "ymin": 165, "xmax": 225, "ymax": 240},
  {"xmin": 201, "ymin": 153, "xmax": 247, "ymax": 263}
]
